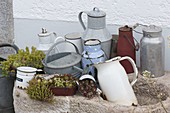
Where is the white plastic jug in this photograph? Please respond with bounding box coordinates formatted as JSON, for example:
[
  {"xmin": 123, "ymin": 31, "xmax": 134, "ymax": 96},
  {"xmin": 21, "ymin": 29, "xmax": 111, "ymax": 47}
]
[{"xmin": 94, "ymin": 56, "xmax": 138, "ymax": 106}]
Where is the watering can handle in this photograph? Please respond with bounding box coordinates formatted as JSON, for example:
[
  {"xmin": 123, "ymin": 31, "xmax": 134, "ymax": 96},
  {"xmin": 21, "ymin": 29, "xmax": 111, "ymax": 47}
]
[
  {"xmin": 78, "ymin": 11, "xmax": 87, "ymax": 30},
  {"xmin": 44, "ymin": 40, "xmax": 80, "ymax": 65},
  {"xmin": 0, "ymin": 43, "xmax": 19, "ymax": 53},
  {"xmin": 119, "ymin": 56, "xmax": 138, "ymax": 86}
]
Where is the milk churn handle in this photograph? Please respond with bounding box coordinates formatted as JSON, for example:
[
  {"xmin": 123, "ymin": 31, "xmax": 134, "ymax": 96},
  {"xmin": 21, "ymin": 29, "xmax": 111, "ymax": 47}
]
[
  {"xmin": 44, "ymin": 40, "xmax": 80, "ymax": 65},
  {"xmin": 78, "ymin": 11, "xmax": 88, "ymax": 30},
  {"xmin": 119, "ymin": 56, "xmax": 138, "ymax": 86},
  {"xmin": 132, "ymin": 23, "xmax": 148, "ymax": 34},
  {"xmin": 123, "ymin": 35, "xmax": 139, "ymax": 51}
]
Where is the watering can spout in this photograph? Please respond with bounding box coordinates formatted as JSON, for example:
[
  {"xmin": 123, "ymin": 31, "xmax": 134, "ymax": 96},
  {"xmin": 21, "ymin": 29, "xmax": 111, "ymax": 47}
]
[{"xmin": 73, "ymin": 66, "xmax": 83, "ymax": 72}]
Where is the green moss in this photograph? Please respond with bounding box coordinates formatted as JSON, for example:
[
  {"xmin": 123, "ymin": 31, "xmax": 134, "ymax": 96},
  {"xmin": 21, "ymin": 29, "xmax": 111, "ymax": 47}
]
[{"xmin": 27, "ymin": 78, "xmax": 54, "ymax": 102}]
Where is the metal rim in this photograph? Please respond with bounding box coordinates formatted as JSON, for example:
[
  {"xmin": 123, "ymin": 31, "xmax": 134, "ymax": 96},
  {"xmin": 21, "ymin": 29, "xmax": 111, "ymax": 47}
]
[{"xmin": 84, "ymin": 39, "xmax": 101, "ymax": 46}]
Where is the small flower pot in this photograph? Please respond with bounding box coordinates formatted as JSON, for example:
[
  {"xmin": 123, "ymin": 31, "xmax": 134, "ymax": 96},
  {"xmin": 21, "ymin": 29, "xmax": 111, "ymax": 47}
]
[
  {"xmin": 78, "ymin": 74, "xmax": 97, "ymax": 98},
  {"xmin": 50, "ymin": 86, "xmax": 77, "ymax": 96}
]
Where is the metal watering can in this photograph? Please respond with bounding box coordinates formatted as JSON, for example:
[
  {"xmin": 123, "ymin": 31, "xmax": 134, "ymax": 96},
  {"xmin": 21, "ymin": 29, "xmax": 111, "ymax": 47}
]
[
  {"xmin": 0, "ymin": 43, "xmax": 19, "ymax": 113},
  {"xmin": 42, "ymin": 41, "xmax": 83, "ymax": 78}
]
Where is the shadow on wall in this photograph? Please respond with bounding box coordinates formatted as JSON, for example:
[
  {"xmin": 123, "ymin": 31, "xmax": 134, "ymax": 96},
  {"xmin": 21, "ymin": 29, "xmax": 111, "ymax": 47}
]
[{"xmin": 14, "ymin": 18, "xmax": 170, "ymax": 71}]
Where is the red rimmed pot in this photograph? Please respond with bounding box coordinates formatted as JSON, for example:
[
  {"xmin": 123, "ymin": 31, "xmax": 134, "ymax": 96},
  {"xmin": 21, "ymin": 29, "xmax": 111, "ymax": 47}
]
[{"xmin": 50, "ymin": 86, "xmax": 77, "ymax": 96}]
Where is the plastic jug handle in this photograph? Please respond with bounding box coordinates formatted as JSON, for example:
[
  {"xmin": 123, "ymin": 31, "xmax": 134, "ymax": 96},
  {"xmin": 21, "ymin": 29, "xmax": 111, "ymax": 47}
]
[
  {"xmin": 78, "ymin": 11, "xmax": 88, "ymax": 30},
  {"xmin": 119, "ymin": 56, "xmax": 138, "ymax": 86}
]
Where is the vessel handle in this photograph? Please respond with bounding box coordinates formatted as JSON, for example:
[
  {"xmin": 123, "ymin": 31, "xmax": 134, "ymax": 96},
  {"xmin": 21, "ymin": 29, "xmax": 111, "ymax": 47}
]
[
  {"xmin": 119, "ymin": 56, "xmax": 138, "ymax": 86},
  {"xmin": 54, "ymin": 36, "xmax": 66, "ymax": 53},
  {"xmin": 78, "ymin": 11, "xmax": 88, "ymax": 30},
  {"xmin": 0, "ymin": 43, "xmax": 19, "ymax": 53},
  {"xmin": 44, "ymin": 40, "xmax": 80, "ymax": 65}
]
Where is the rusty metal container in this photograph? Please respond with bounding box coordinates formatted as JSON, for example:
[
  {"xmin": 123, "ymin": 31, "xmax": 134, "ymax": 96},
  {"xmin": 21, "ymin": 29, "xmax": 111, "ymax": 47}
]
[{"xmin": 117, "ymin": 25, "xmax": 138, "ymax": 74}]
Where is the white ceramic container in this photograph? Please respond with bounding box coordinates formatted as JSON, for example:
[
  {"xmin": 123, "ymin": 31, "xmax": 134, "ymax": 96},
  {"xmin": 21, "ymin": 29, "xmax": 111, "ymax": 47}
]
[
  {"xmin": 16, "ymin": 66, "xmax": 37, "ymax": 89},
  {"xmin": 94, "ymin": 56, "xmax": 138, "ymax": 106}
]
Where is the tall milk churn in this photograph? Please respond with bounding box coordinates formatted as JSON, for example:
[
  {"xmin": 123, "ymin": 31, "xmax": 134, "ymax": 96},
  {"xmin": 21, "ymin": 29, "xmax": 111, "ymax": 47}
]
[
  {"xmin": 78, "ymin": 7, "xmax": 112, "ymax": 59},
  {"xmin": 140, "ymin": 25, "xmax": 164, "ymax": 77},
  {"xmin": 117, "ymin": 25, "xmax": 139, "ymax": 74}
]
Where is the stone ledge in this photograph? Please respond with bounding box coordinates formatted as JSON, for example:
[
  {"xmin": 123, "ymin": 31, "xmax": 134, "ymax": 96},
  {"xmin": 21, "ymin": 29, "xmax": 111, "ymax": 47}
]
[{"xmin": 13, "ymin": 72, "xmax": 170, "ymax": 113}]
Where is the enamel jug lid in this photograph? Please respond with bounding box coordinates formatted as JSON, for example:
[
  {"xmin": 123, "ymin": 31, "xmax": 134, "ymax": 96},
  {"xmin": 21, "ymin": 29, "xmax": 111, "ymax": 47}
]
[
  {"xmin": 87, "ymin": 7, "xmax": 106, "ymax": 18},
  {"xmin": 65, "ymin": 32, "xmax": 82, "ymax": 40},
  {"xmin": 143, "ymin": 25, "xmax": 162, "ymax": 33}
]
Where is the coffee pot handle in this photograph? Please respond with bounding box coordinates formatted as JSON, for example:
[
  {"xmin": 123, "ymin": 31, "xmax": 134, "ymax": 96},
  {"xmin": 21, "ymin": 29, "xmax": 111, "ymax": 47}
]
[
  {"xmin": 119, "ymin": 56, "xmax": 138, "ymax": 86},
  {"xmin": 78, "ymin": 11, "xmax": 88, "ymax": 30}
]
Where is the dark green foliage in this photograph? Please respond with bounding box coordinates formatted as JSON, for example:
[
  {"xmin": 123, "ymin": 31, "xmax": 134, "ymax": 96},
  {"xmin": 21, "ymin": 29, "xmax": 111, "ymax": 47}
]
[{"xmin": 0, "ymin": 47, "xmax": 45, "ymax": 76}]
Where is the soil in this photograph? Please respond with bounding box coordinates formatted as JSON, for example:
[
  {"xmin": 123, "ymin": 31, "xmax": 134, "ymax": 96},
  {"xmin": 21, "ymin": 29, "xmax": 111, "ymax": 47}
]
[{"xmin": 133, "ymin": 76, "xmax": 169, "ymax": 106}]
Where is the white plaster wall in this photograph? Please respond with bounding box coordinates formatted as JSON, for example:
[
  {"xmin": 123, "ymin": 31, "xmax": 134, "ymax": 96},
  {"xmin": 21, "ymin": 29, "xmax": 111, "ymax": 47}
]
[
  {"xmin": 14, "ymin": 0, "xmax": 170, "ymax": 27},
  {"xmin": 13, "ymin": 1, "xmax": 170, "ymax": 71}
]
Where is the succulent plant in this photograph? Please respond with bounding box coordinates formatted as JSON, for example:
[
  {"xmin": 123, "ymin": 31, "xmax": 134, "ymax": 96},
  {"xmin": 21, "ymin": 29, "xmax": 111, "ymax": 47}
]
[
  {"xmin": 27, "ymin": 77, "xmax": 54, "ymax": 102},
  {"xmin": 49, "ymin": 74, "xmax": 77, "ymax": 88},
  {"xmin": 78, "ymin": 79, "xmax": 97, "ymax": 99},
  {"xmin": 0, "ymin": 46, "xmax": 45, "ymax": 76}
]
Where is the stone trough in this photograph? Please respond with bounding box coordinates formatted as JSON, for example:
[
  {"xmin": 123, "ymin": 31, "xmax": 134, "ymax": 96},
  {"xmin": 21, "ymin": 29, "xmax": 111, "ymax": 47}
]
[{"xmin": 13, "ymin": 72, "xmax": 170, "ymax": 113}]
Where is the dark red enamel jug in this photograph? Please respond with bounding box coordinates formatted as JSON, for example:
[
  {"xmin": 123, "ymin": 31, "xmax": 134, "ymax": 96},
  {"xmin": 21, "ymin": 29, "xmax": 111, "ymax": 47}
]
[{"xmin": 117, "ymin": 25, "xmax": 138, "ymax": 74}]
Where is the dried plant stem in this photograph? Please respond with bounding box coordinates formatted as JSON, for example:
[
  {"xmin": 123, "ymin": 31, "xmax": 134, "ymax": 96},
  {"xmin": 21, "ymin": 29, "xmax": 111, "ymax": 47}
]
[{"xmin": 158, "ymin": 98, "xmax": 168, "ymax": 113}]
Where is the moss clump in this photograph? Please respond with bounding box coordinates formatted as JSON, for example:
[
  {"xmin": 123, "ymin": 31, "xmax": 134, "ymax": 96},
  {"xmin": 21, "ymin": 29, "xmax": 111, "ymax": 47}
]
[{"xmin": 27, "ymin": 77, "xmax": 54, "ymax": 102}]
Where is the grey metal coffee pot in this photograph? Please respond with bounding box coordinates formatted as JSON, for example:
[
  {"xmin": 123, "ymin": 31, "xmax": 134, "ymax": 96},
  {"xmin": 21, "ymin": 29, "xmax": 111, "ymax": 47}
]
[{"xmin": 78, "ymin": 7, "xmax": 112, "ymax": 59}]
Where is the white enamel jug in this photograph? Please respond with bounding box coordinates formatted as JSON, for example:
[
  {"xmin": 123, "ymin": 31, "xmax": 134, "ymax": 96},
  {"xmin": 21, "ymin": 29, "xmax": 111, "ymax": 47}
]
[{"xmin": 94, "ymin": 56, "xmax": 138, "ymax": 106}]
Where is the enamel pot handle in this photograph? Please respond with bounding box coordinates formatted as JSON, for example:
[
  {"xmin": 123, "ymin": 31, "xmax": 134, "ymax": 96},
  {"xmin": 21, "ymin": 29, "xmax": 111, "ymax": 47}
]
[
  {"xmin": 78, "ymin": 11, "xmax": 88, "ymax": 30},
  {"xmin": 119, "ymin": 56, "xmax": 138, "ymax": 86}
]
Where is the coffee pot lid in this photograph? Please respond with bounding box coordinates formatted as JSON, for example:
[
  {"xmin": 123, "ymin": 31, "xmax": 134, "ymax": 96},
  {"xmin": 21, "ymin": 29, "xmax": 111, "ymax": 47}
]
[
  {"xmin": 38, "ymin": 28, "xmax": 51, "ymax": 37},
  {"xmin": 87, "ymin": 7, "xmax": 106, "ymax": 18},
  {"xmin": 119, "ymin": 25, "xmax": 132, "ymax": 32},
  {"xmin": 143, "ymin": 25, "xmax": 162, "ymax": 33}
]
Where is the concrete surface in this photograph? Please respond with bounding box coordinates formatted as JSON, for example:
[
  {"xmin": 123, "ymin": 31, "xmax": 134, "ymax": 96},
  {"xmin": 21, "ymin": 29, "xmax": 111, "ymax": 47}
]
[
  {"xmin": 0, "ymin": 0, "xmax": 14, "ymax": 43},
  {"xmin": 13, "ymin": 72, "xmax": 170, "ymax": 113}
]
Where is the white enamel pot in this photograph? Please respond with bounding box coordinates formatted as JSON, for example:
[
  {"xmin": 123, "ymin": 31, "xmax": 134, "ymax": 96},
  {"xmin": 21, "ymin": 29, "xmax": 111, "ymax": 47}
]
[{"xmin": 16, "ymin": 66, "xmax": 39, "ymax": 89}]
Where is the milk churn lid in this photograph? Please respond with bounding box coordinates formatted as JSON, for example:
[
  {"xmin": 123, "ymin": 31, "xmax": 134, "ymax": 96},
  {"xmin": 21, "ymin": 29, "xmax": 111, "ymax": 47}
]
[
  {"xmin": 142, "ymin": 25, "xmax": 162, "ymax": 33},
  {"xmin": 87, "ymin": 7, "xmax": 106, "ymax": 18},
  {"xmin": 119, "ymin": 25, "xmax": 132, "ymax": 32}
]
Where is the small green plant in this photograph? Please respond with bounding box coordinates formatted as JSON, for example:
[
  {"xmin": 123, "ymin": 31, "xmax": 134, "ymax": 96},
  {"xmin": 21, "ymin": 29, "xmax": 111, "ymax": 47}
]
[
  {"xmin": 27, "ymin": 77, "xmax": 54, "ymax": 102},
  {"xmin": 78, "ymin": 79, "xmax": 97, "ymax": 99},
  {"xmin": 49, "ymin": 74, "xmax": 77, "ymax": 88},
  {"xmin": 0, "ymin": 46, "xmax": 45, "ymax": 76}
]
